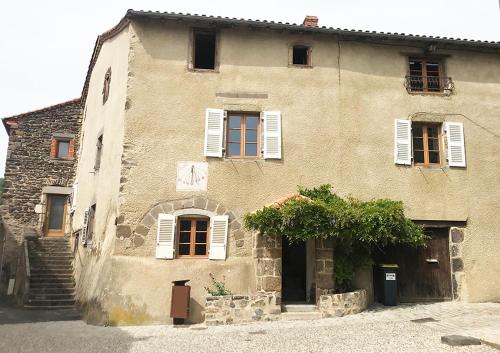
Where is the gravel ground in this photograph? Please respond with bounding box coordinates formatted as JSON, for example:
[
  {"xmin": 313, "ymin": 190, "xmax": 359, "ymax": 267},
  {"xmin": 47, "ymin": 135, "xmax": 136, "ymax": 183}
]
[{"xmin": 1, "ymin": 307, "xmax": 498, "ymax": 353}]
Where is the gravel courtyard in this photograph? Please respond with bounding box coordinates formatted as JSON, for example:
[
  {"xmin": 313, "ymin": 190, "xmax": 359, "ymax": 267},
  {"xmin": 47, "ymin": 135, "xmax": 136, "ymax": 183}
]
[{"xmin": 1, "ymin": 302, "xmax": 499, "ymax": 353}]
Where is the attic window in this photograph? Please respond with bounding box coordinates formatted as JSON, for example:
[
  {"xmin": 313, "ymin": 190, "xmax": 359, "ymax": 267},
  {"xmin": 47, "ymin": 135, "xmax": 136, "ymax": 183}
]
[
  {"xmin": 291, "ymin": 45, "xmax": 311, "ymax": 66},
  {"xmin": 102, "ymin": 68, "xmax": 111, "ymax": 104},
  {"xmin": 193, "ymin": 30, "xmax": 216, "ymax": 70}
]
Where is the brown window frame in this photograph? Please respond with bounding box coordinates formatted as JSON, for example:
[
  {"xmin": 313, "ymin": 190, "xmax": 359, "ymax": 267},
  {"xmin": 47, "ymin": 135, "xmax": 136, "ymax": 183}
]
[
  {"xmin": 407, "ymin": 57, "xmax": 445, "ymax": 93},
  {"xmin": 412, "ymin": 123, "xmax": 443, "ymax": 166},
  {"xmin": 225, "ymin": 112, "xmax": 261, "ymax": 159},
  {"xmin": 190, "ymin": 28, "xmax": 218, "ymax": 72},
  {"xmin": 289, "ymin": 45, "xmax": 312, "ymax": 68},
  {"xmin": 176, "ymin": 217, "xmax": 210, "ymax": 259},
  {"xmin": 55, "ymin": 139, "xmax": 71, "ymax": 159}
]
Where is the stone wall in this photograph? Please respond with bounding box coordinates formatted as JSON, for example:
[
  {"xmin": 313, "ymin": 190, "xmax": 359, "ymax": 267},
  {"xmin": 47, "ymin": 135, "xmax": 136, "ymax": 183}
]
[
  {"xmin": 0, "ymin": 99, "xmax": 82, "ymax": 279},
  {"xmin": 254, "ymin": 233, "xmax": 282, "ymax": 293},
  {"xmin": 204, "ymin": 292, "xmax": 281, "ymax": 325},
  {"xmin": 450, "ymin": 227, "xmax": 466, "ymax": 299},
  {"xmin": 319, "ymin": 289, "xmax": 368, "ymax": 318}
]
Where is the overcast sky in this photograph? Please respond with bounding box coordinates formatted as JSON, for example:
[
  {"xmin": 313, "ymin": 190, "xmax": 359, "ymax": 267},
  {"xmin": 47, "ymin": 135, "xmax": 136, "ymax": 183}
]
[{"xmin": 1, "ymin": 0, "xmax": 499, "ymax": 176}]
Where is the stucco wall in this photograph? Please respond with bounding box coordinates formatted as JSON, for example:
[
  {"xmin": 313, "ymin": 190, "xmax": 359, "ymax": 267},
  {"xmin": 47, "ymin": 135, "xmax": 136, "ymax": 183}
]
[
  {"xmin": 75, "ymin": 18, "xmax": 500, "ymax": 324},
  {"xmin": 120, "ymin": 19, "xmax": 499, "ymax": 303},
  {"xmin": 72, "ymin": 24, "xmax": 130, "ymax": 320}
]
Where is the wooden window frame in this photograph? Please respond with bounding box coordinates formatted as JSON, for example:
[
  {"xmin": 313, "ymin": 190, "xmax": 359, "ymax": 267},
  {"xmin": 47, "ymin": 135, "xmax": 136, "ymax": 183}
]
[
  {"xmin": 50, "ymin": 138, "xmax": 74, "ymax": 161},
  {"xmin": 55, "ymin": 139, "xmax": 71, "ymax": 159},
  {"xmin": 289, "ymin": 45, "xmax": 312, "ymax": 68},
  {"xmin": 407, "ymin": 57, "xmax": 445, "ymax": 93},
  {"xmin": 225, "ymin": 112, "xmax": 261, "ymax": 159},
  {"xmin": 176, "ymin": 217, "xmax": 210, "ymax": 259},
  {"xmin": 189, "ymin": 28, "xmax": 219, "ymax": 73},
  {"xmin": 412, "ymin": 123, "xmax": 443, "ymax": 166}
]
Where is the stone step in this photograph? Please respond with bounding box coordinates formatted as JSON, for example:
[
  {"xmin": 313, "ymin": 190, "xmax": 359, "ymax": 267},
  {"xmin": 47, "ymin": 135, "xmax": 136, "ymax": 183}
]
[
  {"xmin": 30, "ymin": 287, "xmax": 75, "ymax": 295},
  {"xmin": 282, "ymin": 304, "xmax": 318, "ymax": 313},
  {"xmin": 31, "ymin": 269, "xmax": 73, "ymax": 274},
  {"xmin": 28, "ymin": 293, "xmax": 75, "ymax": 300},
  {"xmin": 31, "ymin": 274, "xmax": 74, "ymax": 281},
  {"xmin": 29, "ymin": 281, "xmax": 75, "ymax": 289},
  {"xmin": 24, "ymin": 304, "xmax": 79, "ymax": 308},
  {"xmin": 30, "ymin": 254, "xmax": 73, "ymax": 260},
  {"xmin": 281, "ymin": 311, "xmax": 323, "ymax": 321},
  {"xmin": 26, "ymin": 298, "xmax": 76, "ymax": 306},
  {"xmin": 31, "ymin": 260, "xmax": 73, "ymax": 266}
]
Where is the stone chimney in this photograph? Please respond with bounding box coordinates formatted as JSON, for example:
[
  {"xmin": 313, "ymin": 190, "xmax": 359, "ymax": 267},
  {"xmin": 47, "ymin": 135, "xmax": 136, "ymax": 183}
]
[{"xmin": 303, "ymin": 15, "xmax": 318, "ymax": 27}]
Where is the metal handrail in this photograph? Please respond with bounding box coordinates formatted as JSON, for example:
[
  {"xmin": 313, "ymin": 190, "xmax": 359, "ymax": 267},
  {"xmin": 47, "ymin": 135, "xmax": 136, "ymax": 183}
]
[{"xmin": 404, "ymin": 75, "xmax": 454, "ymax": 94}]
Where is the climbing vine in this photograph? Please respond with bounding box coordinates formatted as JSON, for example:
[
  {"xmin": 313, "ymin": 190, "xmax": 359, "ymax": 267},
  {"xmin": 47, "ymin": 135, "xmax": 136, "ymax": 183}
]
[{"xmin": 244, "ymin": 184, "xmax": 427, "ymax": 292}]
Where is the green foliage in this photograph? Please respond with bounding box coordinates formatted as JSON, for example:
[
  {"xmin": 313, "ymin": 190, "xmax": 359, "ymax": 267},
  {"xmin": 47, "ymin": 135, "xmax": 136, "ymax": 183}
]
[
  {"xmin": 204, "ymin": 273, "xmax": 232, "ymax": 296},
  {"xmin": 244, "ymin": 184, "xmax": 427, "ymax": 291}
]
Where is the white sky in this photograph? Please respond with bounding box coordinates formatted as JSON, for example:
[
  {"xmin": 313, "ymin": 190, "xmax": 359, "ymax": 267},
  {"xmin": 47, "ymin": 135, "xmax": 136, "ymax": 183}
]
[{"xmin": 1, "ymin": 0, "xmax": 499, "ymax": 176}]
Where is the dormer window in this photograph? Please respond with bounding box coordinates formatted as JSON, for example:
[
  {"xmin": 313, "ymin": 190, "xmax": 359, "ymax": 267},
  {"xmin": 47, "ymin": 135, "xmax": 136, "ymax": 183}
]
[
  {"xmin": 102, "ymin": 68, "xmax": 111, "ymax": 104},
  {"xmin": 405, "ymin": 57, "xmax": 453, "ymax": 94}
]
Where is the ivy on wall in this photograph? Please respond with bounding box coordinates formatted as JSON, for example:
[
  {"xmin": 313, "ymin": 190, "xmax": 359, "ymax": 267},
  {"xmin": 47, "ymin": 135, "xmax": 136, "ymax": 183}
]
[{"xmin": 244, "ymin": 184, "xmax": 427, "ymax": 292}]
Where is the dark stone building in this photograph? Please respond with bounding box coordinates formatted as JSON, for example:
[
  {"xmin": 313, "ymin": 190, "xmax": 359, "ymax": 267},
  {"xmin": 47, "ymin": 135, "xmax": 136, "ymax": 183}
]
[{"xmin": 0, "ymin": 99, "xmax": 82, "ymax": 285}]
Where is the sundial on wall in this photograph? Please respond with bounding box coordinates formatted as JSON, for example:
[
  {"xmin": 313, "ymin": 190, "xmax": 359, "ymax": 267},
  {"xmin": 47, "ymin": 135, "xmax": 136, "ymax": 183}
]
[{"xmin": 176, "ymin": 162, "xmax": 208, "ymax": 192}]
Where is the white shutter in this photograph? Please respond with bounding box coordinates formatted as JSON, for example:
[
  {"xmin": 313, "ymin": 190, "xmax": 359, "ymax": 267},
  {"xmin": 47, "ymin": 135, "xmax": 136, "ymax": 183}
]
[
  {"xmin": 445, "ymin": 122, "xmax": 466, "ymax": 167},
  {"xmin": 394, "ymin": 119, "xmax": 412, "ymax": 165},
  {"xmin": 204, "ymin": 108, "xmax": 224, "ymax": 157},
  {"xmin": 262, "ymin": 111, "xmax": 282, "ymax": 159},
  {"xmin": 156, "ymin": 213, "xmax": 176, "ymax": 259},
  {"xmin": 81, "ymin": 208, "xmax": 90, "ymax": 245},
  {"xmin": 71, "ymin": 181, "xmax": 78, "ymax": 210},
  {"xmin": 209, "ymin": 215, "xmax": 229, "ymax": 260}
]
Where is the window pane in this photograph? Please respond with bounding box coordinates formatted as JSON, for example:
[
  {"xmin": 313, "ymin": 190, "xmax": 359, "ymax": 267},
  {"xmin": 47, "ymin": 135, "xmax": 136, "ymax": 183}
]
[
  {"xmin": 413, "ymin": 137, "xmax": 424, "ymax": 150},
  {"xmin": 413, "ymin": 126, "xmax": 423, "ymax": 138},
  {"xmin": 427, "ymin": 126, "xmax": 439, "ymax": 138},
  {"xmin": 48, "ymin": 195, "xmax": 66, "ymax": 229},
  {"xmin": 227, "ymin": 143, "xmax": 240, "ymax": 157},
  {"xmin": 196, "ymin": 220, "xmax": 208, "ymax": 232},
  {"xmin": 409, "ymin": 60, "xmax": 423, "ymax": 74},
  {"xmin": 57, "ymin": 141, "xmax": 69, "ymax": 159},
  {"xmin": 179, "ymin": 231, "xmax": 191, "ymax": 244},
  {"xmin": 228, "ymin": 115, "xmax": 241, "ymax": 129},
  {"xmin": 195, "ymin": 244, "xmax": 207, "ymax": 256},
  {"xmin": 414, "ymin": 150, "xmax": 425, "ymax": 163},
  {"xmin": 428, "ymin": 138, "xmax": 440, "ymax": 151},
  {"xmin": 429, "ymin": 151, "xmax": 440, "ymax": 164},
  {"xmin": 180, "ymin": 220, "xmax": 191, "ymax": 232},
  {"xmin": 229, "ymin": 130, "xmax": 241, "ymax": 143},
  {"xmin": 246, "ymin": 116, "xmax": 259, "ymax": 129},
  {"xmin": 245, "ymin": 130, "xmax": 258, "ymax": 143},
  {"xmin": 245, "ymin": 144, "xmax": 257, "ymax": 156},
  {"xmin": 179, "ymin": 244, "xmax": 190, "ymax": 256},
  {"xmin": 196, "ymin": 232, "xmax": 207, "ymax": 243}
]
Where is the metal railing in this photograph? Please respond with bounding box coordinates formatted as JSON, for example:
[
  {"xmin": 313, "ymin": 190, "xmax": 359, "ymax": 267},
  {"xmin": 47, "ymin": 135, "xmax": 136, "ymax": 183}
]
[{"xmin": 404, "ymin": 75, "xmax": 454, "ymax": 94}]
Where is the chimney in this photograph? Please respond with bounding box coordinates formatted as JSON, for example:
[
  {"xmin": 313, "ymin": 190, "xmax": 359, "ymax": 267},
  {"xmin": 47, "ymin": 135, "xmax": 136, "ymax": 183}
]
[{"xmin": 303, "ymin": 15, "xmax": 318, "ymax": 27}]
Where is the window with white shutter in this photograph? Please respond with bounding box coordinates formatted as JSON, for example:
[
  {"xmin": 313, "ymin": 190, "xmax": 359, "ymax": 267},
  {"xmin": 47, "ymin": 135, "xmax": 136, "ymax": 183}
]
[
  {"xmin": 445, "ymin": 122, "xmax": 466, "ymax": 167},
  {"xmin": 394, "ymin": 119, "xmax": 412, "ymax": 165},
  {"xmin": 204, "ymin": 108, "xmax": 224, "ymax": 157},
  {"xmin": 263, "ymin": 111, "xmax": 282, "ymax": 159},
  {"xmin": 81, "ymin": 208, "xmax": 90, "ymax": 245},
  {"xmin": 156, "ymin": 213, "xmax": 176, "ymax": 259},
  {"xmin": 208, "ymin": 215, "xmax": 229, "ymax": 260}
]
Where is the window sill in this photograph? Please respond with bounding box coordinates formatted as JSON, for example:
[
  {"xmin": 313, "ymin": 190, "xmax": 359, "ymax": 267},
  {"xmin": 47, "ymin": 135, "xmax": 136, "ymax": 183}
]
[
  {"xmin": 406, "ymin": 91, "xmax": 453, "ymax": 96},
  {"xmin": 188, "ymin": 67, "xmax": 219, "ymax": 73},
  {"xmin": 415, "ymin": 165, "xmax": 449, "ymax": 170},
  {"xmin": 49, "ymin": 158, "xmax": 74, "ymax": 163},
  {"xmin": 288, "ymin": 64, "xmax": 313, "ymax": 69}
]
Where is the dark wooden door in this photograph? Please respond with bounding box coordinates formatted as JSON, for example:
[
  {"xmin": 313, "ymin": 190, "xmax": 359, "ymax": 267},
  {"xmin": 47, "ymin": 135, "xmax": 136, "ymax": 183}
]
[
  {"xmin": 282, "ymin": 238, "xmax": 307, "ymax": 303},
  {"xmin": 375, "ymin": 228, "xmax": 452, "ymax": 302}
]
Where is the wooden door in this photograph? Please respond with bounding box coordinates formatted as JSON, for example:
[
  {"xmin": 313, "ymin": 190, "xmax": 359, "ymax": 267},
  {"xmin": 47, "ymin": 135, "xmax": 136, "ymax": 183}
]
[
  {"xmin": 375, "ymin": 228, "xmax": 452, "ymax": 302},
  {"xmin": 44, "ymin": 194, "xmax": 67, "ymax": 237}
]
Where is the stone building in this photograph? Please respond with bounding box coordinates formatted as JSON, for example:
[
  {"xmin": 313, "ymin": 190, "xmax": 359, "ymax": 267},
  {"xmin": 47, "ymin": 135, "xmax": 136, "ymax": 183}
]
[
  {"xmin": 0, "ymin": 99, "xmax": 82, "ymax": 285},
  {"xmin": 67, "ymin": 10, "xmax": 500, "ymax": 325}
]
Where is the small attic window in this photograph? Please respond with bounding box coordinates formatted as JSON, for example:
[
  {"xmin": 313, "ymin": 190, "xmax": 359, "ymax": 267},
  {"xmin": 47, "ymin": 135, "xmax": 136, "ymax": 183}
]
[
  {"xmin": 292, "ymin": 45, "xmax": 311, "ymax": 66},
  {"xmin": 193, "ymin": 30, "xmax": 216, "ymax": 70},
  {"xmin": 102, "ymin": 68, "xmax": 111, "ymax": 104}
]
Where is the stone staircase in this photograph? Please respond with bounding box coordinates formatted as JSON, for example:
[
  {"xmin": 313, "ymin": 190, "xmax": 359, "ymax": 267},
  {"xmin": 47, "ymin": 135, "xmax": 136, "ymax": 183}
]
[
  {"xmin": 25, "ymin": 237, "xmax": 77, "ymax": 310},
  {"xmin": 281, "ymin": 303, "xmax": 323, "ymax": 320}
]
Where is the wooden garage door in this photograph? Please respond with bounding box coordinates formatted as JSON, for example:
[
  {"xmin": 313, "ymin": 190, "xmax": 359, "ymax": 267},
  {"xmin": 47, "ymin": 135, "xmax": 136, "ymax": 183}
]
[{"xmin": 376, "ymin": 228, "xmax": 452, "ymax": 302}]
